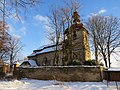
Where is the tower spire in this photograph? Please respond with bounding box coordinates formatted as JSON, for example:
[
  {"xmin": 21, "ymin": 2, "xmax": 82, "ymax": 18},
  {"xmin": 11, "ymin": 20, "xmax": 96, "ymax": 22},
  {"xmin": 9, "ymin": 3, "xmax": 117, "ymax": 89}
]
[{"xmin": 72, "ymin": 11, "xmax": 80, "ymax": 24}]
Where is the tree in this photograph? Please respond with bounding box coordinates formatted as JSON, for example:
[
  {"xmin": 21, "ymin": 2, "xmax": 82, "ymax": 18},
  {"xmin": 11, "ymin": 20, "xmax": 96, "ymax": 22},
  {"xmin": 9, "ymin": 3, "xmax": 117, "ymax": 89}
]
[
  {"xmin": 62, "ymin": 0, "xmax": 81, "ymax": 64},
  {"xmin": 64, "ymin": 0, "xmax": 80, "ymax": 25},
  {"xmin": 8, "ymin": 36, "xmax": 23, "ymax": 68},
  {"xmin": 47, "ymin": 0, "xmax": 81, "ymax": 65},
  {"xmin": 0, "ymin": 0, "xmax": 40, "ymax": 20},
  {"xmin": 48, "ymin": 7, "xmax": 63, "ymax": 65},
  {"xmin": 86, "ymin": 15, "xmax": 120, "ymax": 67},
  {"xmin": 0, "ymin": 0, "xmax": 40, "ymax": 65},
  {"xmin": 0, "ymin": 21, "xmax": 22, "ymax": 66},
  {"xmin": 0, "ymin": 21, "xmax": 10, "ymax": 61}
]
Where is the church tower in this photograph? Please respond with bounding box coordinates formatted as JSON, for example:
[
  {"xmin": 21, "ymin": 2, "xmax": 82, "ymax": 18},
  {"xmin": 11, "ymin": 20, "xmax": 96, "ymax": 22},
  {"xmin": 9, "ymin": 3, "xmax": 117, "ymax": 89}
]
[
  {"xmin": 64, "ymin": 11, "xmax": 91, "ymax": 64},
  {"xmin": 71, "ymin": 11, "xmax": 91, "ymax": 62}
]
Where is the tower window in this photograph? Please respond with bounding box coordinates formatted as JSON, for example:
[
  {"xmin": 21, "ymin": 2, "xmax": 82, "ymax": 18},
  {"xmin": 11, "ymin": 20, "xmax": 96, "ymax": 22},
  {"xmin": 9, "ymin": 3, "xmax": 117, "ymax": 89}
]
[
  {"xmin": 75, "ymin": 27, "xmax": 79, "ymax": 30},
  {"xmin": 73, "ymin": 31, "xmax": 77, "ymax": 40}
]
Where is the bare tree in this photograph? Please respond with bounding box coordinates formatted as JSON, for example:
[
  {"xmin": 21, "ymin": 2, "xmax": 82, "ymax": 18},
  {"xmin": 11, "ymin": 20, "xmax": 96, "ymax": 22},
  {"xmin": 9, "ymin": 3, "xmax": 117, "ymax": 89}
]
[
  {"xmin": 47, "ymin": 0, "xmax": 81, "ymax": 65},
  {"xmin": 0, "ymin": 21, "xmax": 10, "ymax": 61},
  {"xmin": 0, "ymin": 0, "xmax": 40, "ymax": 19},
  {"xmin": 0, "ymin": 0, "xmax": 40, "ymax": 65},
  {"xmin": 8, "ymin": 36, "xmax": 23, "ymax": 68},
  {"xmin": 64, "ymin": 0, "xmax": 80, "ymax": 24},
  {"xmin": 47, "ymin": 7, "xmax": 62, "ymax": 65},
  {"xmin": 61, "ymin": 0, "xmax": 81, "ymax": 64},
  {"xmin": 86, "ymin": 15, "xmax": 120, "ymax": 67}
]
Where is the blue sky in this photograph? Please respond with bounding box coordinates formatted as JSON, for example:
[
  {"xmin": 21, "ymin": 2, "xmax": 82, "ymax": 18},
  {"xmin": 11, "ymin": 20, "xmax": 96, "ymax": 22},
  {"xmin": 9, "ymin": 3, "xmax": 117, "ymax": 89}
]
[{"xmin": 7, "ymin": 0, "xmax": 120, "ymax": 62}]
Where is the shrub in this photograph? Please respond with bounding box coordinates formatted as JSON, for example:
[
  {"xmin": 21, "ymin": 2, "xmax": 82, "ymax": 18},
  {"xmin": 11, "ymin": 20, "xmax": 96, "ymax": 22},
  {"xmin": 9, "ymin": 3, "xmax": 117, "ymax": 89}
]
[
  {"xmin": 84, "ymin": 60, "xmax": 98, "ymax": 66},
  {"xmin": 67, "ymin": 60, "xmax": 83, "ymax": 66}
]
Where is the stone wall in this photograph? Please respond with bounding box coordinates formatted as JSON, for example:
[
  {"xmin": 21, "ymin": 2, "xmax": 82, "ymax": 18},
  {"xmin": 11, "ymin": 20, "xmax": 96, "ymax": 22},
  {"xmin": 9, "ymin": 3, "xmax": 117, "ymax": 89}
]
[
  {"xmin": 29, "ymin": 51, "xmax": 63, "ymax": 66},
  {"xmin": 16, "ymin": 66, "xmax": 104, "ymax": 82},
  {"xmin": 36, "ymin": 52, "xmax": 59, "ymax": 66},
  {"xmin": 104, "ymin": 70, "xmax": 120, "ymax": 81}
]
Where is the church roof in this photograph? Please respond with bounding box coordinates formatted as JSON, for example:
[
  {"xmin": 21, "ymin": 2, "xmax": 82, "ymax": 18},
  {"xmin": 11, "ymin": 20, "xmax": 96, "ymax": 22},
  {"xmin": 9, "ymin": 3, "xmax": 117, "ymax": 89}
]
[
  {"xmin": 28, "ymin": 44, "xmax": 62, "ymax": 57},
  {"xmin": 37, "ymin": 45, "xmax": 62, "ymax": 54},
  {"xmin": 36, "ymin": 43, "xmax": 55, "ymax": 51}
]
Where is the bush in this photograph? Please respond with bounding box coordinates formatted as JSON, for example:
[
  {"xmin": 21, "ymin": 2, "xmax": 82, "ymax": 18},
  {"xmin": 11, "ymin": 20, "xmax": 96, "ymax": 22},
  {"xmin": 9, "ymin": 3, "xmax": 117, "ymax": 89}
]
[
  {"xmin": 84, "ymin": 60, "xmax": 97, "ymax": 66},
  {"xmin": 67, "ymin": 60, "xmax": 83, "ymax": 66}
]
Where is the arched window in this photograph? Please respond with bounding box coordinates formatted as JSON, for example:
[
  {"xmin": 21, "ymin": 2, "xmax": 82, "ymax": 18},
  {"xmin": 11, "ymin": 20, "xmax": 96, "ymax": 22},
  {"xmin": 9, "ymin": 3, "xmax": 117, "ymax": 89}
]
[{"xmin": 42, "ymin": 57, "xmax": 48, "ymax": 66}]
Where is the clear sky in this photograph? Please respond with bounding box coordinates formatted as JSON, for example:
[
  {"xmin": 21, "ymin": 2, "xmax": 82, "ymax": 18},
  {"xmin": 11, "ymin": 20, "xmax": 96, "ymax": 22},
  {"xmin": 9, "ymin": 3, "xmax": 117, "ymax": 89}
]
[{"xmin": 7, "ymin": 0, "xmax": 120, "ymax": 65}]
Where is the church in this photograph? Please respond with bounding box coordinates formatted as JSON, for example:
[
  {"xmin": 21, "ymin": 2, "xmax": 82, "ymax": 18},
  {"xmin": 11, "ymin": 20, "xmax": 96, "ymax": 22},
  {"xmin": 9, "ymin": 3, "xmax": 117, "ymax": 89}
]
[{"xmin": 28, "ymin": 11, "xmax": 91, "ymax": 66}]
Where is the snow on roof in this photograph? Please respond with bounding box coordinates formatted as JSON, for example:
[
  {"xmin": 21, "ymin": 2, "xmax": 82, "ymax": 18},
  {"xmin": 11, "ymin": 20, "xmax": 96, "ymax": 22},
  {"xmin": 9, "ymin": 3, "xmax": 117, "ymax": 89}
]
[
  {"xmin": 37, "ymin": 45, "xmax": 62, "ymax": 54},
  {"xmin": 21, "ymin": 60, "xmax": 38, "ymax": 67},
  {"xmin": 36, "ymin": 43, "xmax": 55, "ymax": 51},
  {"xmin": 36, "ymin": 46, "xmax": 55, "ymax": 54},
  {"xmin": 28, "ymin": 52, "xmax": 36, "ymax": 57},
  {"xmin": 28, "ymin": 44, "xmax": 62, "ymax": 57},
  {"xmin": 28, "ymin": 60, "xmax": 38, "ymax": 66}
]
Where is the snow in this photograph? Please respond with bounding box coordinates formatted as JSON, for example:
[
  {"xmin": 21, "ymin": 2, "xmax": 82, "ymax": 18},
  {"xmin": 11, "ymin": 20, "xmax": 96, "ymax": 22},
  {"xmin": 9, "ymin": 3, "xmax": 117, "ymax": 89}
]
[
  {"xmin": 36, "ymin": 44, "xmax": 62, "ymax": 54},
  {"xmin": 20, "ymin": 60, "xmax": 38, "ymax": 67},
  {"xmin": 37, "ymin": 46, "xmax": 56, "ymax": 54},
  {"xmin": 28, "ymin": 60, "xmax": 38, "ymax": 67},
  {"xmin": 5, "ymin": 72, "xmax": 13, "ymax": 77},
  {"xmin": 107, "ymin": 67, "xmax": 120, "ymax": 71},
  {"xmin": 28, "ymin": 44, "xmax": 62, "ymax": 57},
  {"xmin": 0, "ymin": 79, "xmax": 120, "ymax": 90},
  {"xmin": 37, "ymin": 43, "xmax": 55, "ymax": 50},
  {"xmin": 29, "ymin": 53, "xmax": 36, "ymax": 57}
]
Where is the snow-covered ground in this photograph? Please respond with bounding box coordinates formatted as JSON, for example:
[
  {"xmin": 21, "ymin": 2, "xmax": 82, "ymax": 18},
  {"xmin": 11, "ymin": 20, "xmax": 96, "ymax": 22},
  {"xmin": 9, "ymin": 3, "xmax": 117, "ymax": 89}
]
[{"xmin": 0, "ymin": 79, "xmax": 120, "ymax": 90}]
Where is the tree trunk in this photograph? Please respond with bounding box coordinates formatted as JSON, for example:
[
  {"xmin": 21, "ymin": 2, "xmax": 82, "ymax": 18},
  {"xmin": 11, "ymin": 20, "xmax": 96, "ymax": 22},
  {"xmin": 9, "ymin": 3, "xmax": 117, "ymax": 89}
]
[
  {"xmin": 10, "ymin": 50, "xmax": 13, "ymax": 68},
  {"xmin": 93, "ymin": 35, "xmax": 98, "ymax": 63},
  {"xmin": 103, "ymin": 54, "xmax": 108, "ymax": 67},
  {"xmin": 107, "ymin": 44, "xmax": 111, "ymax": 67}
]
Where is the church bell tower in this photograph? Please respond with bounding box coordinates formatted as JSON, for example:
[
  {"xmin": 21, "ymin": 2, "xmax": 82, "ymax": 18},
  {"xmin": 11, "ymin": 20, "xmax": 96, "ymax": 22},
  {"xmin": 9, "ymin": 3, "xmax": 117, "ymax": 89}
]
[{"xmin": 65, "ymin": 11, "xmax": 91, "ymax": 64}]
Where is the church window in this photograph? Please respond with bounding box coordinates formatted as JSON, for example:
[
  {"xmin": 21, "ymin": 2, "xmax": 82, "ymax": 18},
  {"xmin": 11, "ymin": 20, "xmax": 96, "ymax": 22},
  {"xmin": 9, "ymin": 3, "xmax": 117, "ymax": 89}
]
[{"xmin": 73, "ymin": 30, "xmax": 77, "ymax": 40}]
